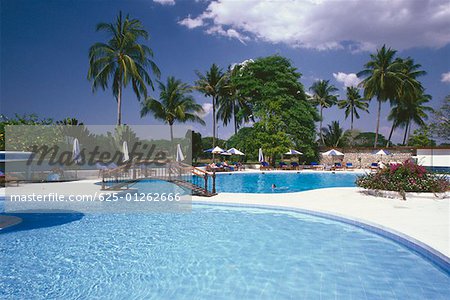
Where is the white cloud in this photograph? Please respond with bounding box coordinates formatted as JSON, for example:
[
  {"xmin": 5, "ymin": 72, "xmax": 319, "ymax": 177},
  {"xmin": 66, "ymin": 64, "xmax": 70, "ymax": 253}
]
[
  {"xmin": 153, "ymin": 0, "xmax": 175, "ymax": 6},
  {"xmin": 178, "ymin": 0, "xmax": 450, "ymax": 51},
  {"xmin": 200, "ymin": 103, "xmax": 213, "ymax": 117},
  {"xmin": 441, "ymin": 72, "xmax": 450, "ymax": 83},
  {"xmin": 333, "ymin": 72, "xmax": 361, "ymax": 88},
  {"xmin": 178, "ymin": 15, "xmax": 204, "ymax": 29}
]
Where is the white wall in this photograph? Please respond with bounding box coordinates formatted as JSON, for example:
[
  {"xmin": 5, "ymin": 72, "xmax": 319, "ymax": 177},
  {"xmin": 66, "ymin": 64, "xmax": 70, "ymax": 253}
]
[{"xmin": 416, "ymin": 149, "xmax": 450, "ymax": 167}]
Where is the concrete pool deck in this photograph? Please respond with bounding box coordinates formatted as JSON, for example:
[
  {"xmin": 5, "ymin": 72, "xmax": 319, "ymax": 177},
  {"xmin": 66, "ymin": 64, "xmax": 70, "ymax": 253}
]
[{"xmin": 0, "ymin": 179, "xmax": 448, "ymax": 260}]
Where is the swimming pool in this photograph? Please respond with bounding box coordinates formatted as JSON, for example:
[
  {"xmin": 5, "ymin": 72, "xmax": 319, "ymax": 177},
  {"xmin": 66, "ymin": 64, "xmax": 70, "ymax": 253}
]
[
  {"xmin": 1, "ymin": 204, "xmax": 448, "ymax": 299},
  {"xmin": 213, "ymin": 172, "xmax": 360, "ymax": 193}
]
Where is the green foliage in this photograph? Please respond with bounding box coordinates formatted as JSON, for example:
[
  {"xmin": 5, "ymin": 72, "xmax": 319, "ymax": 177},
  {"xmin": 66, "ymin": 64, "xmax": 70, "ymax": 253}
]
[
  {"xmin": 185, "ymin": 130, "xmax": 202, "ymax": 163},
  {"xmin": 356, "ymin": 160, "xmax": 449, "ymax": 194},
  {"xmin": 140, "ymin": 76, "xmax": 205, "ymax": 141},
  {"xmin": 88, "ymin": 11, "xmax": 160, "ymax": 125},
  {"xmin": 407, "ymin": 127, "xmax": 436, "ymax": 147},
  {"xmin": 232, "ymin": 55, "xmax": 319, "ymax": 163},
  {"xmin": 0, "ymin": 114, "xmax": 59, "ymax": 151},
  {"xmin": 337, "ymin": 87, "xmax": 368, "ymax": 131},
  {"xmin": 226, "ymin": 127, "xmax": 259, "ymax": 161},
  {"xmin": 429, "ymin": 95, "xmax": 450, "ymax": 142},
  {"xmin": 352, "ymin": 132, "xmax": 388, "ymax": 147},
  {"xmin": 321, "ymin": 121, "xmax": 347, "ymax": 147},
  {"xmin": 308, "ymin": 80, "xmax": 339, "ymax": 145},
  {"xmin": 195, "ymin": 63, "xmax": 226, "ymax": 147},
  {"xmin": 200, "ymin": 137, "xmax": 227, "ymax": 158}
]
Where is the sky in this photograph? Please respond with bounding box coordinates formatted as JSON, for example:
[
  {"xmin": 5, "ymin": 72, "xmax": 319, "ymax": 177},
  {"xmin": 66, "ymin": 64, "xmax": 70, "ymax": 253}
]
[{"xmin": 1, "ymin": 0, "xmax": 450, "ymax": 143}]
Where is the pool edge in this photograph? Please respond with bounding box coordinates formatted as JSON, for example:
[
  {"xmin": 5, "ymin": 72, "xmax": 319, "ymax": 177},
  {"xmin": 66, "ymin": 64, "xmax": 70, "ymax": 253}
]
[{"xmin": 193, "ymin": 201, "xmax": 450, "ymax": 275}]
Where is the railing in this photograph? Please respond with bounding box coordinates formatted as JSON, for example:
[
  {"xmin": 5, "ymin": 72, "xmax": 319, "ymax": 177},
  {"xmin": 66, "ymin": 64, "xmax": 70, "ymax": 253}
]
[{"xmin": 101, "ymin": 161, "xmax": 217, "ymax": 195}]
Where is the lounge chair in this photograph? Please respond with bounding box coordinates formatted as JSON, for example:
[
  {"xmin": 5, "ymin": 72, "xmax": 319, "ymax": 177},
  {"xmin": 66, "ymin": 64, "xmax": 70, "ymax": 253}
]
[
  {"xmin": 346, "ymin": 162, "xmax": 355, "ymax": 170},
  {"xmin": 334, "ymin": 162, "xmax": 344, "ymax": 170},
  {"xmin": 278, "ymin": 161, "xmax": 290, "ymax": 170},
  {"xmin": 260, "ymin": 161, "xmax": 271, "ymax": 170},
  {"xmin": 311, "ymin": 162, "xmax": 324, "ymax": 170},
  {"xmin": 291, "ymin": 162, "xmax": 300, "ymax": 170},
  {"xmin": 370, "ymin": 162, "xmax": 379, "ymax": 172}
]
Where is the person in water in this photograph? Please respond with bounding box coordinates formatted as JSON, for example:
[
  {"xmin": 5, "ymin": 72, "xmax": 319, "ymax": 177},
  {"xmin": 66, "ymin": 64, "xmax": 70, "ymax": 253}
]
[{"xmin": 271, "ymin": 184, "xmax": 277, "ymax": 189}]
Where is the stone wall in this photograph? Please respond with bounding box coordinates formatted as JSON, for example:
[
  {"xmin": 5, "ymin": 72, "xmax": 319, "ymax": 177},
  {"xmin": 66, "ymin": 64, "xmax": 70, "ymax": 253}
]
[{"xmin": 319, "ymin": 149, "xmax": 413, "ymax": 168}]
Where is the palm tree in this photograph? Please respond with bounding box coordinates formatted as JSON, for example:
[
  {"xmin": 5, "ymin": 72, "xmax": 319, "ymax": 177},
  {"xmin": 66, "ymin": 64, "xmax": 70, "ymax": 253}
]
[
  {"xmin": 217, "ymin": 65, "xmax": 253, "ymax": 134},
  {"xmin": 195, "ymin": 64, "xmax": 226, "ymax": 147},
  {"xmin": 322, "ymin": 121, "xmax": 346, "ymax": 147},
  {"xmin": 357, "ymin": 45, "xmax": 403, "ymax": 148},
  {"xmin": 88, "ymin": 12, "xmax": 160, "ymax": 125},
  {"xmin": 385, "ymin": 57, "xmax": 426, "ymax": 146},
  {"xmin": 337, "ymin": 87, "xmax": 369, "ymax": 131},
  {"xmin": 309, "ymin": 80, "xmax": 338, "ymax": 145},
  {"xmin": 140, "ymin": 76, "xmax": 205, "ymax": 143}
]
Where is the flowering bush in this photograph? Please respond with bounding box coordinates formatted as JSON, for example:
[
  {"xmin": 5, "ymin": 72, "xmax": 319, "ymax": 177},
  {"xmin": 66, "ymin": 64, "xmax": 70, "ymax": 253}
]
[{"xmin": 356, "ymin": 160, "xmax": 449, "ymax": 194}]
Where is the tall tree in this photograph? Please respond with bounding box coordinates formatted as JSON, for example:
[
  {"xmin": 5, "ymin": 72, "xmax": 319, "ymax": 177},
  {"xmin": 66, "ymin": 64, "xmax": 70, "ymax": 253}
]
[
  {"xmin": 217, "ymin": 64, "xmax": 253, "ymax": 134},
  {"xmin": 309, "ymin": 80, "xmax": 338, "ymax": 145},
  {"xmin": 429, "ymin": 95, "xmax": 450, "ymax": 142},
  {"xmin": 386, "ymin": 57, "xmax": 427, "ymax": 146},
  {"xmin": 357, "ymin": 45, "xmax": 403, "ymax": 147},
  {"xmin": 233, "ymin": 55, "xmax": 319, "ymax": 163},
  {"xmin": 88, "ymin": 12, "xmax": 160, "ymax": 125},
  {"xmin": 337, "ymin": 86, "xmax": 369, "ymax": 131},
  {"xmin": 140, "ymin": 77, "xmax": 205, "ymax": 143},
  {"xmin": 195, "ymin": 64, "xmax": 226, "ymax": 148}
]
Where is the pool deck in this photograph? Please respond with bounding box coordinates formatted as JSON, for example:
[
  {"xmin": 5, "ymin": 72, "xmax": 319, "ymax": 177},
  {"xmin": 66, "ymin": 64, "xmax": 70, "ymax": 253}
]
[{"xmin": 1, "ymin": 177, "xmax": 448, "ymax": 260}]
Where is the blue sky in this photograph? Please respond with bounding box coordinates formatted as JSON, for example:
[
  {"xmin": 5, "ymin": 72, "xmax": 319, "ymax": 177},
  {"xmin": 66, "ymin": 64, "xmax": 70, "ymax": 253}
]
[{"xmin": 1, "ymin": 0, "xmax": 449, "ymax": 143}]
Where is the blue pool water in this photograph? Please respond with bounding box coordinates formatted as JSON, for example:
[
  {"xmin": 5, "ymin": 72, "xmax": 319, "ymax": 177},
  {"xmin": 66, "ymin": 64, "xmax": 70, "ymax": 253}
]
[
  {"xmin": 1, "ymin": 204, "xmax": 449, "ymax": 299},
  {"xmin": 214, "ymin": 172, "xmax": 359, "ymax": 193}
]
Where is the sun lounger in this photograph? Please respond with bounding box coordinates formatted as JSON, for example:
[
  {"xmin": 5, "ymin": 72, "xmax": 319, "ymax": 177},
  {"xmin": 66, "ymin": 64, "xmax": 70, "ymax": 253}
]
[
  {"xmin": 334, "ymin": 162, "xmax": 344, "ymax": 170},
  {"xmin": 370, "ymin": 162, "xmax": 379, "ymax": 172},
  {"xmin": 278, "ymin": 162, "xmax": 290, "ymax": 170},
  {"xmin": 346, "ymin": 162, "xmax": 354, "ymax": 170},
  {"xmin": 311, "ymin": 162, "xmax": 324, "ymax": 170},
  {"xmin": 291, "ymin": 162, "xmax": 300, "ymax": 170},
  {"xmin": 260, "ymin": 161, "xmax": 271, "ymax": 170}
]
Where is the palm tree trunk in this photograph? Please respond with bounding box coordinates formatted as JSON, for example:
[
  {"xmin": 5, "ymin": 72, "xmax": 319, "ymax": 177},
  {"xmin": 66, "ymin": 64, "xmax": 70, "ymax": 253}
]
[
  {"xmin": 234, "ymin": 113, "xmax": 238, "ymax": 135},
  {"xmin": 169, "ymin": 123, "xmax": 175, "ymax": 158},
  {"xmin": 212, "ymin": 96, "xmax": 216, "ymax": 147},
  {"xmin": 374, "ymin": 100, "xmax": 381, "ymax": 148},
  {"xmin": 319, "ymin": 106, "xmax": 324, "ymax": 145},
  {"xmin": 386, "ymin": 123, "xmax": 395, "ymax": 147},
  {"xmin": 117, "ymin": 84, "xmax": 122, "ymax": 126},
  {"xmin": 350, "ymin": 109, "xmax": 354, "ymax": 132},
  {"xmin": 402, "ymin": 121, "xmax": 410, "ymax": 145}
]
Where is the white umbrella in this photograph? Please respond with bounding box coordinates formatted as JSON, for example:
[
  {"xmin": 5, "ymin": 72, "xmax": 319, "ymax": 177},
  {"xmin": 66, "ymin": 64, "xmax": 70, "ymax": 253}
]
[
  {"xmin": 227, "ymin": 148, "xmax": 245, "ymax": 155},
  {"xmin": 176, "ymin": 144, "xmax": 185, "ymax": 162},
  {"xmin": 321, "ymin": 149, "xmax": 344, "ymax": 156},
  {"xmin": 220, "ymin": 152, "xmax": 232, "ymax": 156},
  {"xmin": 122, "ymin": 141, "xmax": 129, "ymax": 162},
  {"xmin": 72, "ymin": 138, "xmax": 81, "ymax": 163},
  {"xmin": 285, "ymin": 149, "xmax": 303, "ymax": 155},
  {"xmin": 374, "ymin": 149, "xmax": 390, "ymax": 156},
  {"xmin": 211, "ymin": 146, "xmax": 225, "ymax": 154},
  {"xmin": 258, "ymin": 148, "xmax": 264, "ymax": 162}
]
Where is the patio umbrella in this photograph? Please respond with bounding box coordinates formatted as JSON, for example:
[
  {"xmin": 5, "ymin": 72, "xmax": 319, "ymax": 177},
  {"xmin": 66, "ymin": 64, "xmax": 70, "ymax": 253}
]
[
  {"xmin": 321, "ymin": 149, "xmax": 344, "ymax": 166},
  {"xmin": 258, "ymin": 148, "xmax": 264, "ymax": 162},
  {"xmin": 285, "ymin": 149, "xmax": 303, "ymax": 155},
  {"xmin": 321, "ymin": 149, "xmax": 344, "ymax": 156},
  {"xmin": 211, "ymin": 146, "xmax": 225, "ymax": 154},
  {"xmin": 227, "ymin": 148, "xmax": 245, "ymax": 155},
  {"xmin": 373, "ymin": 149, "xmax": 390, "ymax": 163},
  {"xmin": 72, "ymin": 138, "xmax": 81, "ymax": 163},
  {"xmin": 373, "ymin": 149, "xmax": 390, "ymax": 156},
  {"xmin": 176, "ymin": 144, "xmax": 185, "ymax": 162},
  {"xmin": 122, "ymin": 141, "xmax": 129, "ymax": 162},
  {"xmin": 220, "ymin": 151, "xmax": 232, "ymax": 156}
]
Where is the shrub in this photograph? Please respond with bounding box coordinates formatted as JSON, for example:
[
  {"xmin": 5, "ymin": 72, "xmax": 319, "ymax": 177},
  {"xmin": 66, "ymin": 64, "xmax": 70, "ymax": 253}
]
[{"xmin": 356, "ymin": 160, "xmax": 449, "ymax": 194}]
